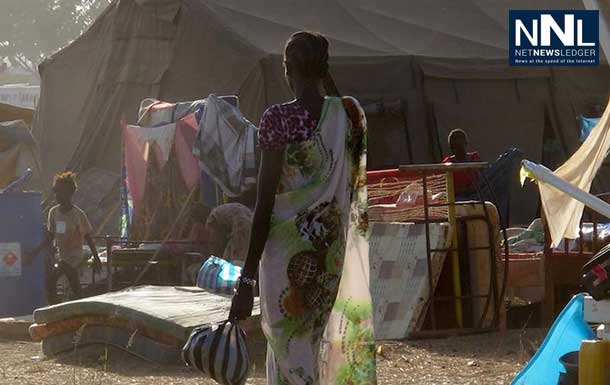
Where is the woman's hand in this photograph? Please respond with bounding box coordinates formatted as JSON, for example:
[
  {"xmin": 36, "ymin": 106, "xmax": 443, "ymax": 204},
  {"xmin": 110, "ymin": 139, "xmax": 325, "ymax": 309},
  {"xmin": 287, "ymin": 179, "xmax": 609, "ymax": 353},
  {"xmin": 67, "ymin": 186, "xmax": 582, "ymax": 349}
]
[
  {"xmin": 229, "ymin": 283, "xmax": 254, "ymax": 320},
  {"xmin": 228, "ymin": 150, "xmax": 282, "ymax": 321}
]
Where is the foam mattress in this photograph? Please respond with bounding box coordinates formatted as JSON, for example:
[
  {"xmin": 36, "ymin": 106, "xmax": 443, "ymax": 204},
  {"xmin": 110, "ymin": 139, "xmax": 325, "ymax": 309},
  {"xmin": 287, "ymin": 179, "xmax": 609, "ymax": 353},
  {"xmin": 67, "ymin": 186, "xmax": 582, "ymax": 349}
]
[{"xmin": 31, "ymin": 286, "xmax": 260, "ymax": 362}]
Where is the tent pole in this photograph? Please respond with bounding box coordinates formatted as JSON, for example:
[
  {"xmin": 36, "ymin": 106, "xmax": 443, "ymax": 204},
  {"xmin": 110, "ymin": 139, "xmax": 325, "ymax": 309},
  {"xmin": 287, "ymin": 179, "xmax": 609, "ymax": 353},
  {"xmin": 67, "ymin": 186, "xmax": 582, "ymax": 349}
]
[
  {"xmin": 446, "ymin": 171, "xmax": 464, "ymax": 328},
  {"xmin": 523, "ymin": 160, "xmax": 610, "ymax": 220}
]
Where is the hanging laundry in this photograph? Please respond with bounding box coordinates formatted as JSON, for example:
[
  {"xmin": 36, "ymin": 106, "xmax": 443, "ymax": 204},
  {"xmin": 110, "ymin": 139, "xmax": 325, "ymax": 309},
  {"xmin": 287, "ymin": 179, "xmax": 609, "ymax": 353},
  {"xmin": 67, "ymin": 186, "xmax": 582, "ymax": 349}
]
[
  {"xmin": 200, "ymin": 166, "xmax": 220, "ymax": 207},
  {"xmin": 463, "ymin": 147, "xmax": 523, "ymax": 227},
  {"xmin": 138, "ymin": 98, "xmax": 205, "ymax": 127},
  {"xmin": 123, "ymin": 124, "xmax": 147, "ymax": 215},
  {"xmin": 175, "ymin": 113, "xmax": 200, "ymax": 190},
  {"xmin": 122, "ymin": 122, "xmax": 176, "ymax": 214},
  {"xmin": 193, "ymin": 94, "xmax": 256, "ymax": 197},
  {"xmin": 533, "ymin": 103, "xmax": 610, "ymax": 247},
  {"xmin": 141, "ymin": 124, "xmax": 175, "ymax": 167},
  {"xmin": 137, "ymin": 99, "xmax": 176, "ymax": 127},
  {"xmin": 175, "ymin": 100, "xmax": 207, "ymax": 123}
]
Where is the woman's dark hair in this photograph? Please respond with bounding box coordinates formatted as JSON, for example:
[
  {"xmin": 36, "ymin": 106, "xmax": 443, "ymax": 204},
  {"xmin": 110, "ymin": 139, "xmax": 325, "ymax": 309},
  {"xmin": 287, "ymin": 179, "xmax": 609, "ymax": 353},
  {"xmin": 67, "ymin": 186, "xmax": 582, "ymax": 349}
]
[
  {"xmin": 284, "ymin": 31, "xmax": 329, "ymax": 79},
  {"xmin": 53, "ymin": 171, "xmax": 77, "ymax": 194},
  {"xmin": 284, "ymin": 31, "xmax": 340, "ymax": 96}
]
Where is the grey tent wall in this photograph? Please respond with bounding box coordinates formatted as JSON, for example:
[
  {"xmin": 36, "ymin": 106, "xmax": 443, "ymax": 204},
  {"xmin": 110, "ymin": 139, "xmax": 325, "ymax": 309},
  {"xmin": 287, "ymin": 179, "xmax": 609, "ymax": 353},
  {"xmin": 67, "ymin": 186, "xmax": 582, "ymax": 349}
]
[
  {"xmin": 33, "ymin": 0, "xmax": 610, "ymax": 220},
  {"xmin": 33, "ymin": 4, "xmax": 116, "ymax": 185}
]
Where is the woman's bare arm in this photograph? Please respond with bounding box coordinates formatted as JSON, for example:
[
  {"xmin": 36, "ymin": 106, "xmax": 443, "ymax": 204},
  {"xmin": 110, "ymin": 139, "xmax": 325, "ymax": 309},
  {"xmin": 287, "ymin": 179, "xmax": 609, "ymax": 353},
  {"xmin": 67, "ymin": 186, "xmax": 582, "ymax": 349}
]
[{"xmin": 240, "ymin": 150, "xmax": 284, "ymax": 279}]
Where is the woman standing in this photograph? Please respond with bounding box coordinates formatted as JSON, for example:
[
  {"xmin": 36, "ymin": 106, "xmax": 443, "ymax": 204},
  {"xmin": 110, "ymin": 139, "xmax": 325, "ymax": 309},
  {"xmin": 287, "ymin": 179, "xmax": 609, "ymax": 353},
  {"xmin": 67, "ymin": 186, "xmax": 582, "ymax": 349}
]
[{"xmin": 229, "ymin": 32, "xmax": 376, "ymax": 385}]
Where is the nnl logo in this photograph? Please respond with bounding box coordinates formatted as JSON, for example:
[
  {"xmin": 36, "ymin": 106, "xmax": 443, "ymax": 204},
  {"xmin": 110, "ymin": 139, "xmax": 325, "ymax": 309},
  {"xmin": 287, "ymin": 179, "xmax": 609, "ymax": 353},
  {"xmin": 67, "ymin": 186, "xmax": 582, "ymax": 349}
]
[{"xmin": 509, "ymin": 10, "xmax": 599, "ymax": 66}]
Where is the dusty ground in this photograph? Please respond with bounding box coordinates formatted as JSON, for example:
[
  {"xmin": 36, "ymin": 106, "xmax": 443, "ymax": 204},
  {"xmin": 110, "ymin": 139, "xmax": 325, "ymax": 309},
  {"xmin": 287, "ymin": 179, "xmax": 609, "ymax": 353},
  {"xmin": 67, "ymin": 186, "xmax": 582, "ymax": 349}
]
[{"xmin": 0, "ymin": 329, "xmax": 545, "ymax": 385}]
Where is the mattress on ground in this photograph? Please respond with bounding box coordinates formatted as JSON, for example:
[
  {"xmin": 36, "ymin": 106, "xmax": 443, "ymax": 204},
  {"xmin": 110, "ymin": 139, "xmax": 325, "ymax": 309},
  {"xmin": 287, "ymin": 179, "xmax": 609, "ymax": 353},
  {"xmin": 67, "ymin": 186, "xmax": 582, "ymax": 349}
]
[
  {"xmin": 41, "ymin": 325, "xmax": 182, "ymax": 365},
  {"xmin": 30, "ymin": 314, "xmax": 185, "ymax": 346},
  {"xmin": 0, "ymin": 315, "xmax": 33, "ymax": 338},
  {"xmin": 33, "ymin": 286, "xmax": 261, "ymax": 343},
  {"xmin": 369, "ymin": 222, "xmax": 451, "ymax": 340}
]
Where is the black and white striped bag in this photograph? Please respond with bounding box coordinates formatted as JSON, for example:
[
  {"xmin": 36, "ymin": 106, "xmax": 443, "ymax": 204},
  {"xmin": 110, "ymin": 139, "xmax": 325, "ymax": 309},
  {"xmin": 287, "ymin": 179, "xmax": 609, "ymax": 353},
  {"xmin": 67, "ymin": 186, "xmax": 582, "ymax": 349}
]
[{"xmin": 182, "ymin": 321, "xmax": 251, "ymax": 385}]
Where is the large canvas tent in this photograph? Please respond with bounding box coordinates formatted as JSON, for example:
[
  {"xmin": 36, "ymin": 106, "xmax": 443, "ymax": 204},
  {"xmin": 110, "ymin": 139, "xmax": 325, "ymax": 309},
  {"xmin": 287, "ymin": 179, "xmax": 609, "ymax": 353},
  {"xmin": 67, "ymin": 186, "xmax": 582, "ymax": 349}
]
[
  {"xmin": 0, "ymin": 104, "xmax": 40, "ymax": 189},
  {"xmin": 33, "ymin": 0, "xmax": 610, "ymax": 224},
  {"xmin": 0, "ymin": 119, "xmax": 41, "ymax": 189}
]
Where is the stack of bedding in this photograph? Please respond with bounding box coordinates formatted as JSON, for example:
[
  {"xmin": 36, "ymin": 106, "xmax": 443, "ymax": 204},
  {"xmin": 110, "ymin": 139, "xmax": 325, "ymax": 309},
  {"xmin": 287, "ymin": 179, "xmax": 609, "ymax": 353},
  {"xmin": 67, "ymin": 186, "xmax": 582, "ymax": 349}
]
[
  {"xmin": 506, "ymin": 219, "xmax": 610, "ymax": 253},
  {"xmin": 29, "ymin": 286, "xmax": 260, "ymax": 364}
]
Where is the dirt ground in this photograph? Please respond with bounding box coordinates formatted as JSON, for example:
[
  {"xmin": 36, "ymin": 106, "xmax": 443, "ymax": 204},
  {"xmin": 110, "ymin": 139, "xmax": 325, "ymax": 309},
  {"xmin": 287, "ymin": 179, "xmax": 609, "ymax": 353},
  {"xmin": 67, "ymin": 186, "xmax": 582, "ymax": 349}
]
[{"xmin": 0, "ymin": 329, "xmax": 545, "ymax": 385}]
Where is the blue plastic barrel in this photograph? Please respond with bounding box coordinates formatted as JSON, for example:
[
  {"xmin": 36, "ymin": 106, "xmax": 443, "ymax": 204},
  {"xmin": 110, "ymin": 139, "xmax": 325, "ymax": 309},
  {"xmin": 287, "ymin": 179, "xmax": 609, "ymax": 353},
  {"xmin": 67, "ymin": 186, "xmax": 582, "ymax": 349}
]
[{"xmin": 0, "ymin": 192, "xmax": 47, "ymax": 317}]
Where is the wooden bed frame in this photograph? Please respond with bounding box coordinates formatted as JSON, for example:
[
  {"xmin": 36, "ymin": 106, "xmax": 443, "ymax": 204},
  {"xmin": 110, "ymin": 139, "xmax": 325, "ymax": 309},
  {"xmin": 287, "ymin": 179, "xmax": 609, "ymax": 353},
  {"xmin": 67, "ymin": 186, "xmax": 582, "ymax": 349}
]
[{"xmin": 506, "ymin": 194, "xmax": 610, "ymax": 326}]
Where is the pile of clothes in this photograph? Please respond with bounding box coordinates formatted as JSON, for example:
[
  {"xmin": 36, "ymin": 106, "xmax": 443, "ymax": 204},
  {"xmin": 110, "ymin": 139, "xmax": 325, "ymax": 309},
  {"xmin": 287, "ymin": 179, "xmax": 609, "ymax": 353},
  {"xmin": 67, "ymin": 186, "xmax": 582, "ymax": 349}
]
[{"xmin": 122, "ymin": 95, "xmax": 257, "ymax": 239}]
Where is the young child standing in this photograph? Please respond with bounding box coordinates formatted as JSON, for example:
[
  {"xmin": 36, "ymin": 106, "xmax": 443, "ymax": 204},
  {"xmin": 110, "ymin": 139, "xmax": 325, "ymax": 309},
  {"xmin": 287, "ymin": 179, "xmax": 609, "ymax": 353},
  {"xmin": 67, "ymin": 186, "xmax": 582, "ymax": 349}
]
[{"xmin": 26, "ymin": 172, "xmax": 101, "ymax": 303}]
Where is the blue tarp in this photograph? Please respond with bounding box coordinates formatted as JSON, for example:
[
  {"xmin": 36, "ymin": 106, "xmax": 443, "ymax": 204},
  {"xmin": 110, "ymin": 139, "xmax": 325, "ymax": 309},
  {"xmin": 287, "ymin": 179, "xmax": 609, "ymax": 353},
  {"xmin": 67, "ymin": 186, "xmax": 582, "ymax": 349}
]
[
  {"xmin": 511, "ymin": 294, "xmax": 595, "ymax": 385},
  {"xmin": 0, "ymin": 192, "xmax": 47, "ymax": 317},
  {"xmin": 579, "ymin": 115, "xmax": 600, "ymax": 142}
]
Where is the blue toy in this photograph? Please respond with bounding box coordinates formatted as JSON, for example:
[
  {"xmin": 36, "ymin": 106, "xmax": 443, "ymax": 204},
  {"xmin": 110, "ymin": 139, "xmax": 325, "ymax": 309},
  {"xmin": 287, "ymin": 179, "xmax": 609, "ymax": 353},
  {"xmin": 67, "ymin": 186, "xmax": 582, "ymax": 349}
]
[{"xmin": 511, "ymin": 294, "xmax": 595, "ymax": 385}]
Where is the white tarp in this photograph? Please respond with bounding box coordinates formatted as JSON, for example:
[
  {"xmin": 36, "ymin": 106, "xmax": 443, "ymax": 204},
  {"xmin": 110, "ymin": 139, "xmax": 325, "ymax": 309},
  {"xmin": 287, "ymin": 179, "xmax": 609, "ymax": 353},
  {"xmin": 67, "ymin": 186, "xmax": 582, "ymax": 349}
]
[{"xmin": 532, "ymin": 102, "xmax": 610, "ymax": 247}]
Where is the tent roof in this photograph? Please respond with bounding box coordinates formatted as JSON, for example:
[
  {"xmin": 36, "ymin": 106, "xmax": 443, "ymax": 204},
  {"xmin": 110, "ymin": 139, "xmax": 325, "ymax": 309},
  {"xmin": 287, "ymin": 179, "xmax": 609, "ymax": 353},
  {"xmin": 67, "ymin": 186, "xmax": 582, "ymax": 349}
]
[
  {"xmin": 33, "ymin": 0, "xmax": 605, "ymax": 187},
  {"xmin": 201, "ymin": 0, "xmax": 585, "ymax": 58}
]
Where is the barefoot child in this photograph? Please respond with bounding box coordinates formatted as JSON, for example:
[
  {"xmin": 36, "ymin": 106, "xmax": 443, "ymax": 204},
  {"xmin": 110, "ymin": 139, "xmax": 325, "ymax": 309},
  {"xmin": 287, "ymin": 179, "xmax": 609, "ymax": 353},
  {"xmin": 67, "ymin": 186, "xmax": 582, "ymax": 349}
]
[{"xmin": 25, "ymin": 172, "xmax": 101, "ymax": 303}]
